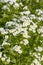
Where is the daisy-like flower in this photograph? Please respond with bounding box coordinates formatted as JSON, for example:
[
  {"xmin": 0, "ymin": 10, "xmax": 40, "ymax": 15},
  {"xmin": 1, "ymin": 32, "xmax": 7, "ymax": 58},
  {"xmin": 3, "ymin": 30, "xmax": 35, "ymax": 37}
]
[{"xmin": 13, "ymin": 45, "xmax": 22, "ymax": 54}]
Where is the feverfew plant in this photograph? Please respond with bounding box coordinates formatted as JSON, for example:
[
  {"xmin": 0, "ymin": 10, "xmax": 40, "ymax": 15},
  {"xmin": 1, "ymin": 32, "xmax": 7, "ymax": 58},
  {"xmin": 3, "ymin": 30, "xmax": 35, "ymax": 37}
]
[{"xmin": 0, "ymin": 0, "xmax": 43, "ymax": 65}]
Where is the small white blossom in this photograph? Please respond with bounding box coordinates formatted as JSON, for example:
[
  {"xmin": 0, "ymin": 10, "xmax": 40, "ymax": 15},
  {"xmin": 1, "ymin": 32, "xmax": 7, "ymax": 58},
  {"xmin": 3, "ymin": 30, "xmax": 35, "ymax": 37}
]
[
  {"xmin": 34, "ymin": 46, "xmax": 43, "ymax": 52},
  {"xmin": 2, "ymin": 41, "xmax": 10, "ymax": 46},
  {"xmin": 20, "ymin": 39, "xmax": 29, "ymax": 45},
  {"xmin": 20, "ymin": 10, "xmax": 30, "ymax": 16},
  {"xmin": 19, "ymin": 2, "xmax": 23, "ymax": 6},
  {"xmin": 9, "ymin": 29, "xmax": 15, "ymax": 33},
  {"xmin": 30, "ymin": 14, "xmax": 36, "ymax": 19},
  {"xmin": 38, "ymin": 46, "xmax": 43, "ymax": 52},
  {"xmin": 1, "ymin": 0, "xmax": 16, "ymax": 3},
  {"xmin": 0, "ymin": 52, "xmax": 2, "ymax": 58},
  {"xmin": 29, "ymin": 23, "xmax": 37, "ymax": 33},
  {"xmin": 4, "ymin": 35, "xmax": 9, "ymax": 41},
  {"xmin": 31, "ymin": 63, "xmax": 34, "ymax": 65},
  {"xmin": 23, "ymin": 6, "xmax": 28, "ymax": 10},
  {"xmin": 33, "ymin": 53, "xmax": 38, "ymax": 58},
  {"xmin": 7, "ymin": 57, "xmax": 10, "ymax": 63},
  {"xmin": 3, "ymin": 54, "xmax": 7, "ymax": 59},
  {"xmin": 22, "ymin": 31, "xmax": 29, "ymax": 38},
  {"xmin": 41, "ymin": 55, "xmax": 43, "ymax": 61},
  {"xmin": 13, "ymin": 3, "xmax": 19, "ymax": 8},
  {"xmin": 6, "ymin": 21, "xmax": 15, "ymax": 27},
  {"xmin": 38, "ymin": 16, "xmax": 43, "ymax": 21},
  {"xmin": 0, "ymin": 28, "xmax": 8, "ymax": 34},
  {"xmin": 13, "ymin": 45, "xmax": 22, "ymax": 54},
  {"xmin": 23, "ymin": 20, "xmax": 30, "ymax": 27},
  {"xmin": 23, "ymin": 39, "xmax": 29, "ymax": 45},
  {"xmin": 37, "ymin": 26, "xmax": 43, "ymax": 33},
  {"xmin": 36, "ymin": 9, "xmax": 43, "ymax": 15},
  {"xmin": 1, "ymin": 57, "xmax": 6, "ymax": 61},
  {"xmin": 33, "ymin": 59, "xmax": 41, "ymax": 65}
]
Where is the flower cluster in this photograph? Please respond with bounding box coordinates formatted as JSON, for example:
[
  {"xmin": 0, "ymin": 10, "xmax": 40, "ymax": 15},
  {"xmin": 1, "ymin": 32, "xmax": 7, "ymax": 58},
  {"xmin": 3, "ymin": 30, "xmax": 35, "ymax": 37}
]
[{"xmin": 0, "ymin": 0, "xmax": 43, "ymax": 65}]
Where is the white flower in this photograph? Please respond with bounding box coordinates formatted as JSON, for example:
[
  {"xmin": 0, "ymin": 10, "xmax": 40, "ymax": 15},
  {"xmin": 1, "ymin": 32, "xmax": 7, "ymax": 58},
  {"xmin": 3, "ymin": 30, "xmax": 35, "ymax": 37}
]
[
  {"xmin": 37, "ymin": 26, "xmax": 43, "ymax": 33},
  {"xmin": 34, "ymin": 46, "xmax": 43, "ymax": 52},
  {"xmin": 20, "ymin": 39, "xmax": 29, "ymax": 45},
  {"xmin": 13, "ymin": 31, "xmax": 18, "ymax": 36},
  {"xmin": 2, "ymin": 41, "xmax": 10, "ymax": 46},
  {"xmin": 20, "ymin": 16, "xmax": 27, "ymax": 21},
  {"xmin": 2, "ymin": 5, "xmax": 7, "ymax": 10},
  {"xmin": 38, "ymin": 46, "xmax": 43, "ymax": 52},
  {"xmin": 30, "ymin": 14, "xmax": 36, "ymax": 19},
  {"xmin": 0, "ymin": 28, "xmax": 8, "ymax": 34},
  {"xmin": 19, "ymin": 2, "xmax": 23, "ymax": 6},
  {"xmin": 22, "ymin": 31, "xmax": 29, "ymax": 38},
  {"xmin": 6, "ymin": 21, "xmax": 15, "ymax": 27},
  {"xmin": 41, "ymin": 55, "xmax": 43, "ymax": 61},
  {"xmin": 41, "ymin": 34, "xmax": 43, "ymax": 37},
  {"xmin": 13, "ymin": 3, "xmax": 19, "ymax": 8},
  {"xmin": 1, "ymin": 0, "xmax": 9, "ymax": 2},
  {"xmin": 1, "ymin": 57, "xmax": 5, "ymax": 61},
  {"xmin": 23, "ymin": 6, "xmax": 28, "ymax": 10},
  {"xmin": 4, "ymin": 35, "xmax": 9, "ymax": 41},
  {"xmin": 0, "ymin": 28, "xmax": 4, "ymax": 32},
  {"xmin": 18, "ymin": 50, "xmax": 22, "ymax": 54},
  {"xmin": 13, "ymin": 45, "xmax": 21, "ymax": 51},
  {"xmin": 9, "ymin": 29, "xmax": 15, "ymax": 33},
  {"xmin": 3, "ymin": 54, "xmax": 7, "ymax": 59},
  {"xmin": 31, "ymin": 63, "xmax": 34, "ymax": 65},
  {"xmin": 20, "ymin": 10, "xmax": 30, "ymax": 16},
  {"xmin": 36, "ymin": 9, "xmax": 43, "ymax": 15},
  {"xmin": 0, "ymin": 52, "xmax": 2, "ymax": 58},
  {"xmin": 38, "ymin": 16, "xmax": 43, "ymax": 21},
  {"xmin": 29, "ymin": 23, "xmax": 37, "ymax": 33},
  {"xmin": 1, "ymin": 0, "xmax": 16, "ymax": 3},
  {"xmin": 23, "ymin": 39, "xmax": 29, "ymax": 45},
  {"xmin": 33, "ymin": 53, "xmax": 38, "ymax": 58},
  {"xmin": 23, "ymin": 20, "xmax": 30, "ymax": 27},
  {"xmin": 13, "ymin": 45, "xmax": 22, "ymax": 54},
  {"xmin": 7, "ymin": 57, "xmax": 10, "ymax": 63},
  {"xmin": 1, "ymin": 31, "xmax": 8, "ymax": 35},
  {"xmin": 33, "ymin": 59, "xmax": 41, "ymax": 65}
]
